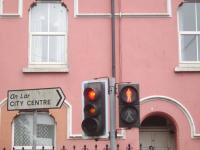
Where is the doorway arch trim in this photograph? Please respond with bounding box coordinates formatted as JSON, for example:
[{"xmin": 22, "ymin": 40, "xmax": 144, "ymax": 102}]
[{"xmin": 140, "ymin": 95, "xmax": 200, "ymax": 138}]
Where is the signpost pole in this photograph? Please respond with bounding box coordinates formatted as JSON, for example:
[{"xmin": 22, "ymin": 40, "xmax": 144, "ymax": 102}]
[{"xmin": 33, "ymin": 110, "xmax": 37, "ymax": 150}]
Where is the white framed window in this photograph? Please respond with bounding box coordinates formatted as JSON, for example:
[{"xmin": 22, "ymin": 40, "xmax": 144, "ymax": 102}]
[
  {"xmin": 13, "ymin": 112, "xmax": 55, "ymax": 150},
  {"xmin": 24, "ymin": 1, "xmax": 68, "ymax": 72},
  {"xmin": 176, "ymin": 0, "xmax": 200, "ymax": 71},
  {"xmin": 0, "ymin": 0, "xmax": 2, "ymax": 14}
]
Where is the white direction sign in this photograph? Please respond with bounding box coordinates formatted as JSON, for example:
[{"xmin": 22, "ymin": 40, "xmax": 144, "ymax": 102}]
[{"xmin": 7, "ymin": 87, "xmax": 65, "ymax": 111}]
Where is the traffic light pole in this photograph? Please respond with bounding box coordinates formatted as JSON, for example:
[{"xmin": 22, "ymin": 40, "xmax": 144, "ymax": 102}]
[
  {"xmin": 109, "ymin": 78, "xmax": 116, "ymax": 150},
  {"xmin": 110, "ymin": 0, "xmax": 116, "ymax": 148}
]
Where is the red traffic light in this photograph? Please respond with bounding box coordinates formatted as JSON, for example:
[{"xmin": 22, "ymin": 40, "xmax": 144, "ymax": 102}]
[
  {"xmin": 120, "ymin": 86, "xmax": 137, "ymax": 104},
  {"xmin": 84, "ymin": 88, "xmax": 98, "ymax": 101}
]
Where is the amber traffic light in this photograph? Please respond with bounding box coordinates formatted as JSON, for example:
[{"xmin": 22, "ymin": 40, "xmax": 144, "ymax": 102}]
[{"xmin": 118, "ymin": 83, "xmax": 140, "ymax": 128}]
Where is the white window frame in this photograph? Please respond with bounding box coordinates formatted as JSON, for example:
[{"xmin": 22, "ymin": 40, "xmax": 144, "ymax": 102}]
[
  {"xmin": 175, "ymin": 1, "xmax": 200, "ymax": 72},
  {"xmin": 0, "ymin": 0, "xmax": 2, "ymax": 14},
  {"xmin": 12, "ymin": 112, "xmax": 56, "ymax": 150},
  {"xmin": 0, "ymin": 0, "xmax": 23, "ymax": 17},
  {"xmin": 23, "ymin": 1, "xmax": 69, "ymax": 72}
]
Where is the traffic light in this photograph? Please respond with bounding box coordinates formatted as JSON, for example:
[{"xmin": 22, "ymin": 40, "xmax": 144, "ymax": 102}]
[
  {"xmin": 81, "ymin": 80, "xmax": 108, "ymax": 138},
  {"xmin": 118, "ymin": 83, "xmax": 140, "ymax": 128}
]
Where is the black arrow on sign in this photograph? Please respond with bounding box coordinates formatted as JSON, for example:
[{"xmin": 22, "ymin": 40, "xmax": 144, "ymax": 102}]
[{"xmin": 56, "ymin": 89, "xmax": 63, "ymax": 106}]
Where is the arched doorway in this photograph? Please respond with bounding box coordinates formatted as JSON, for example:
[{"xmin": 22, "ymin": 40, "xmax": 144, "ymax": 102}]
[{"xmin": 139, "ymin": 115, "xmax": 176, "ymax": 150}]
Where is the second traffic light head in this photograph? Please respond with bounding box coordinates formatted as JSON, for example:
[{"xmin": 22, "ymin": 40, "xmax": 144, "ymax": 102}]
[{"xmin": 118, "ymin": 83, "xmax": 140, "ymax": 129}]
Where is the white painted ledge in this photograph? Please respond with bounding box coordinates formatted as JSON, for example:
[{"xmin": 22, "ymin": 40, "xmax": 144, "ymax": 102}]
[
  {"xmin": 23, "ymin": 65, "xmax": 69, "ymax": 73},
  {"xmin": 175, "ymin": 63, "xmax": 200, "ymax": 72},
  {"xmin": 175, "ymin": 66, "xmax": 200, "ymax": 72},
  {"xmin": 0, "ymin": 14, "xmax": 21, "ymax": 18}
]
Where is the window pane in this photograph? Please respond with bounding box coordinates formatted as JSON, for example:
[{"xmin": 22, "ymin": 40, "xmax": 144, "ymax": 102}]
[
  {"xmin": 14, "ymin": 115, "xmax": 33, "ymax": 146},
  {"xmin": 197, "ymin": 3, "xmax": 200, "ymax": 31},
  {"xmin": 49, "ymin": 3, "xmax": 67, "ymax": 32},
  {"xmin": 181, "ymin": 35, "xmax": 197, "ymax": 61},
  {"xmin": 36, "ymin": 124, "xmax": 54, "ymax": 146},
  {"xmin": 31, "ymin": 3, "xmax": 48, "ymax": 32},
  {"xmin": 180, "ymin": 3, "xmax": 196, "ymax": 31},
  {"xmin": 37, "ymin": 113, "xmax": 55, "ymax": 125},
  {"xmin": 31, "ymin": 36, "xmax": 48, "ymax": 63},
  {"xmin": 36, "ymin": 114, "xmax": 55, "ymax": 146},
  {"xmin": 49, "ymin": 36, "xmax": 65, "ymax": 63}
]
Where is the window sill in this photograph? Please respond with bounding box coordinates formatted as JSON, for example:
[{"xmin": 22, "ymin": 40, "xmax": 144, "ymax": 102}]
[
  {"xmin": 0, "ymin": 14, "xmax": 22, "ymax": 18},
  {"xmin": 175, "ymin": 64, "xmax": 200, "ymax": 72},
  {"xmin": 23, "ymin": 64, "xmax": 69, "ymax": 73}
]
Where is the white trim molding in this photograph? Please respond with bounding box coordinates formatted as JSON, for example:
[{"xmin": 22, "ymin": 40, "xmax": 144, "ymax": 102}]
[
  {"xmin": 175, "ymin": 65, "xmax": 200, "ymax": 72},
  {"xmin": 140, "ymin": 95, "xmax": 200, "ymax": 138},
  {"xmin": 63, "ymin": 100, "xmax": 82, "ymax": 139},
  {"xmin": 0, "ymin": 98, "xmax": 7, "ymax": 132},
  {"xmin": 0, "ymin": 98, "xmax": 125, "ymax": 140},
  {"xmin": 175, "ymin": 63, "xmax": 200, "ymax": 72},
  {"xmin": 23, "ymin": 65, "xmax": 69, "ymax": 73},
  {"xmin": 74, "ymin": 0, "xmax": 172, "ymax": 18},
  {"xmin": 0, "ymin": 0, "xmax": 23, "ymax": 17}
]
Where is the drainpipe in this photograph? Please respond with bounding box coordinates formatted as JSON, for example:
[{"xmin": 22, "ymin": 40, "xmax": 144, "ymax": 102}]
[{"xmin": 111, "ymin": 0, "xmax": 116, "ymax": 78}]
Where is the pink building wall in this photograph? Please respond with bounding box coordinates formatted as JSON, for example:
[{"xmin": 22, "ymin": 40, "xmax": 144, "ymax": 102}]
[{"xmin": 0, "ymin": 0, "xmax": 200, "ymax": 149}]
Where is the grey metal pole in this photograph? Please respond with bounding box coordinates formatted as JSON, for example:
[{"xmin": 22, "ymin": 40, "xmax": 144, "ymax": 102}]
[
  {"xmin": 110, "ymin": 0, "xmax": 116, "ymax": 148},
  {"xmin": 33, "ymin": 110, "xmax": 37, "ymax": 150},
  {"xmin": 109, "ymin": 78, "xmax": 116, "ymax": 150}
]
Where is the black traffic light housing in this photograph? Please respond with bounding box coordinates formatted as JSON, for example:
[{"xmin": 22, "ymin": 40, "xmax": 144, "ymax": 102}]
[
  {"xmin": 118, "ymin": 83, "xmax": 140, "ymax": 128},
  {"xmin": 81, "ymin": 80, "xmax": 108, "ymax": 138}
]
